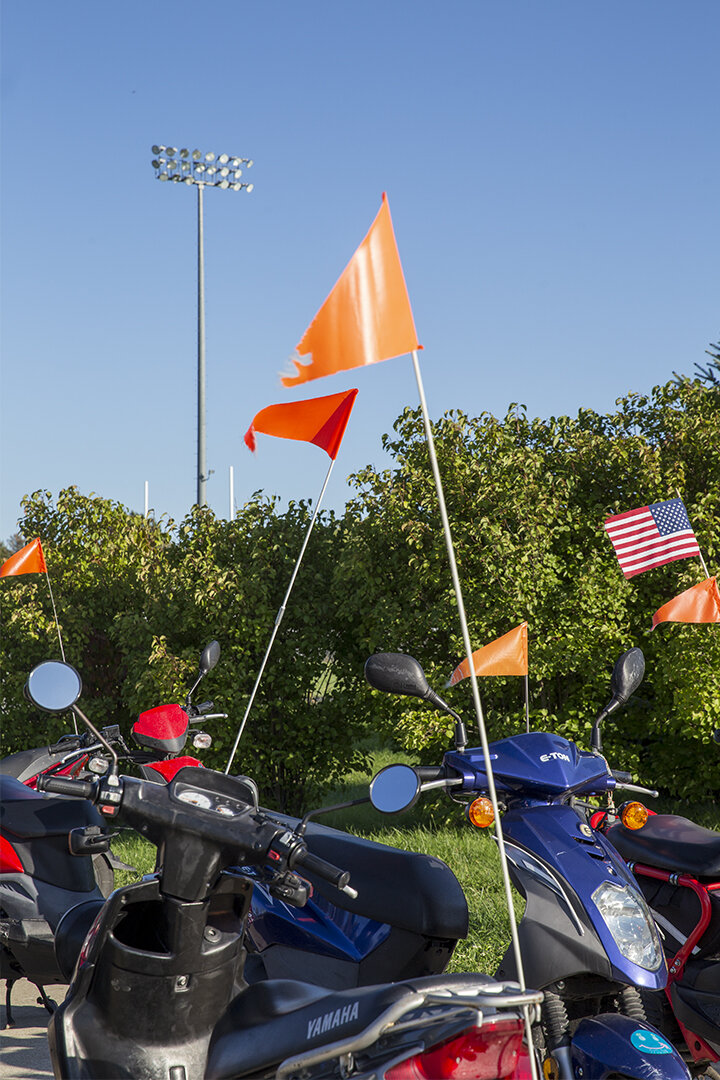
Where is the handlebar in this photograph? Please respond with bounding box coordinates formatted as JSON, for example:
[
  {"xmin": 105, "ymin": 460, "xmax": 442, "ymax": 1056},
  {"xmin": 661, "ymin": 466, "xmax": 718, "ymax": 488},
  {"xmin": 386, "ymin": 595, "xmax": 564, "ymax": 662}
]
[
  {"xmin": 36, "ymin": 774, "xmax": 97, "ymax": 799},
  {"xmin": 611, "ymin": 769, "xmax": 633, "ymax": 783},
  {"xmin": 614, "ymin": 780, "xmax": 659, "ymax": 798},
  {"xmin": 292, "ymin": 849, "xmax": 352, "ymax": 893},
  {"xmin": 35, "ymin": 767, "xmax": 355, "ymax": 903}
]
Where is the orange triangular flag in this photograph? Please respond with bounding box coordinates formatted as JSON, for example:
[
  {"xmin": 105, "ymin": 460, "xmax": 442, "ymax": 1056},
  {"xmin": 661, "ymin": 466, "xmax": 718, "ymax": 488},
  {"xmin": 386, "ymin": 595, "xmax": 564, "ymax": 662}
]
[
  {"xmin": 281, "ymin": 194, "xmax": 420, "ymax": 387},
  {"xmin": 0, "ymin": 538, "xmax": 47, "ymax": 577},
  {"xmin": 651, "ymin": 576, "xmax": 720, "ymax": 629},
  {"xmin": 244, "ymin": 389, "xmax": 358, "ymax": 460},
  {"xmin": 448, "ymin": 622, "xmax": 528, "ymax": 685}
]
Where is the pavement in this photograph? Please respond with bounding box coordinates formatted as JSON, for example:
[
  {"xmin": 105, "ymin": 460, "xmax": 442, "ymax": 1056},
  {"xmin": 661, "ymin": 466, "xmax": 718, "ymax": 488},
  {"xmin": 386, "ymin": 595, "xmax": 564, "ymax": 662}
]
[{"xmin": 0, "ymin": 979, "xmax": 60, "ymax": 1078}]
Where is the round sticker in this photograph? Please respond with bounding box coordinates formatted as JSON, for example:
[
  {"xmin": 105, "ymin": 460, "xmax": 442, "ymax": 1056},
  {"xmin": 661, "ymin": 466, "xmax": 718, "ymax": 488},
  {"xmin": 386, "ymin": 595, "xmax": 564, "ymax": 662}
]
[{"xmin": 630, "ymin": 1028, "xmax": 673, "ymax": 1054}]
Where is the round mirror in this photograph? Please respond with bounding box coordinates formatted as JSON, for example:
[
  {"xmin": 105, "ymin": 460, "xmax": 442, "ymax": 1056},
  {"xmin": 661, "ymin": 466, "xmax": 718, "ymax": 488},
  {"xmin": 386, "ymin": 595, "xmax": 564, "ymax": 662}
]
[
  {"xmin": 25, "ymin": 661, "xmax": 82, "ymax": 713},
  {"xmin": 369, "ymin": 764, "xmax": 421, "ymax": 814}
]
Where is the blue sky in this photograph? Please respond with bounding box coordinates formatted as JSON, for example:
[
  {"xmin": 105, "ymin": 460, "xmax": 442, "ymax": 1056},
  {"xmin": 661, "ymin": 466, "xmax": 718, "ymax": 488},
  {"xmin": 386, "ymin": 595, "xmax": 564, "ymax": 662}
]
[{"xmin": 1, "ymin": 1, "xmax": 718, "ymax": 541}]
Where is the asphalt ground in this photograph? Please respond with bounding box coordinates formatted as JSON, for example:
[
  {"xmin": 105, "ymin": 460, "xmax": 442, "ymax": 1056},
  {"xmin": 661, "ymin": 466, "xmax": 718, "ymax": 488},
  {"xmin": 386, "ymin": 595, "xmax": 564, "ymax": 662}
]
[{"xmin": 0, "ymin": 978, "xmax": 59, "ymax": 1078}]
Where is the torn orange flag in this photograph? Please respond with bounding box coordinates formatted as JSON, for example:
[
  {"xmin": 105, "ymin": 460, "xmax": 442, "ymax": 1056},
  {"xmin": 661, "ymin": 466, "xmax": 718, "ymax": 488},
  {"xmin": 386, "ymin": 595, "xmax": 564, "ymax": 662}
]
[
  {"xmin": 282, "ymin": 194, "xmax": 420, "ymax": 388},
  {"xmin": 244, "ymin": 389, "xmax": 358, "ymax": 460},
  {"xmin": 0, "ymin": 538, "xmax": 47, "ymax": 577},
  {"xmin": 651, "ymin": 576, "xmax": 720, "ymax": 629},
  {"xmin": 448, "ymin": 622, "xmax": 528, "ymax": 685}
]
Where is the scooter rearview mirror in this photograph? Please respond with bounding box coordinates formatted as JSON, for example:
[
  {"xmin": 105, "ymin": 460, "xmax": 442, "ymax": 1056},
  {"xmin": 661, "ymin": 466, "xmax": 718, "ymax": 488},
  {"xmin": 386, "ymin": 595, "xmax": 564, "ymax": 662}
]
[
  {"xmin": 609, "ymin": 647, "xmax": 645, "ymax": 706},
  {"xmin": 369, "ymin": 764, "xmax": 421, "ymax": 814},
  {"xmin": 592, "ymin": 647, "xmax": 645, "ymax": 753},
  {"xmin": 364, "ymin": 653, "xmax": 431, "ymax": 699},
  {"xmin": 199, "ymin": 640, "xmax": 221, "ymax": 676},
  {"xmin": 25, "ymin": 661, "xmax": 83, "ymax": 713}
]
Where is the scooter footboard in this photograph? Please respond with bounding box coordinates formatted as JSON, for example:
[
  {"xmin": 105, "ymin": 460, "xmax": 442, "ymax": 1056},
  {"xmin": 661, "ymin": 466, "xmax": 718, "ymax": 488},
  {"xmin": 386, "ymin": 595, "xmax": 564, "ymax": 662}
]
[{"xmin": 571, "ymin": 1013, "xmax": 690, "ymax": 1079}]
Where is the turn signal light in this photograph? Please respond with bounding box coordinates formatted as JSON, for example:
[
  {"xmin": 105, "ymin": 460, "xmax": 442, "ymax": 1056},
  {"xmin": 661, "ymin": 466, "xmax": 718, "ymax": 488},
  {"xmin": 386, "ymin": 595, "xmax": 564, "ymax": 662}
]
[
  {"xmin": 620, "ymin": 801, "xmax": 649, "ymax": 830},
  {"xmin": 467, "ymin": 796, "xmax": 495, "ymax": 828}
]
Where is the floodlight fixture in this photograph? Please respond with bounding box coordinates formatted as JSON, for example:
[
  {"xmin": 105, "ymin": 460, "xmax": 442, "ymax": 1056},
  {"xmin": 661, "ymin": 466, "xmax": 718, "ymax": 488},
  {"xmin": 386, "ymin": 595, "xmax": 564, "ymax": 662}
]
[{"xmin": 151, "ymin": 142, "xmax": 255, "ymax": 509}]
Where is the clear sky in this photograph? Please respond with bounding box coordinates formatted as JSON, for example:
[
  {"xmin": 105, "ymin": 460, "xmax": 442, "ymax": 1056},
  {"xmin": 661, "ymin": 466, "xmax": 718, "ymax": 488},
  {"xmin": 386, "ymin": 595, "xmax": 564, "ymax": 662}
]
[{"xmin": 1, "ymin": 1, "xmax": 717, "ymax": 541}]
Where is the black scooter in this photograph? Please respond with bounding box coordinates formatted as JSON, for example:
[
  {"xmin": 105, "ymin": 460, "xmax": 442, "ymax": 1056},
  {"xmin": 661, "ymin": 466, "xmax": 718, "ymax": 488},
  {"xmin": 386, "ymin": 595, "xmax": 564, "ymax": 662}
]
[
  {"xmin": 0, "ymin": 642, "xmax": 219, "ymax": 1020},
  {"xmin": 26, "ymin": 659, "xmax": 542, "ymax": 1080}
]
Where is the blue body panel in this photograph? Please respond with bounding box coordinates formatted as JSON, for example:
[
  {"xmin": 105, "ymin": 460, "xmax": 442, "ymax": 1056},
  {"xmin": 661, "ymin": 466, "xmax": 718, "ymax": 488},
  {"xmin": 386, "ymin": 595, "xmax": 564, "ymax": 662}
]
[
  {"xmin": 572, "ymin": 1014, "xmax": 690, "ymax": 1078},
  {"xmin": 500, "ymin": 802, "xmax": 666, "ymax": 988},
  {"xmin": 444, "ymin": 731, "xmax": 612, "ymax": 798},
  {"xmin": 248, "ymin": 879, "xmax": 390, "ymax": 961}
]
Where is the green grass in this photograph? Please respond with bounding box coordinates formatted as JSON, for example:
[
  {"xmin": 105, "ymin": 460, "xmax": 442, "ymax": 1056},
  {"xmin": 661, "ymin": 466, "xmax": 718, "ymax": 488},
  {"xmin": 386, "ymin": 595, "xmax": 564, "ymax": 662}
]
[{"xmin": 111, "ymin": 748, "xmax": 720, "ymax": 978}]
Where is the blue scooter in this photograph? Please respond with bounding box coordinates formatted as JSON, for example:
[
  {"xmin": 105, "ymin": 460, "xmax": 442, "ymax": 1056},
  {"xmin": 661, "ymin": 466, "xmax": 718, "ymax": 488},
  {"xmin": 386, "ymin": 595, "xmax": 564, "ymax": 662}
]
[
  {"xmin": 358, "ymin": 648, "xmax": 690, "ymax": 1080},
  {"xmin": 245, "ymin": 649, "xmax": 688, "ymax": 1079}
]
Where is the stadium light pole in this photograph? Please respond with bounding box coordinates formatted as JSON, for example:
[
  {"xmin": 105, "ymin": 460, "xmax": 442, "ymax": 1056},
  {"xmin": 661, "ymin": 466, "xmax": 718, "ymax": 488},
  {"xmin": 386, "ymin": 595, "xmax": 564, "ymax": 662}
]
[{"xmin": 151, "ymin": 145, "xmax": 254, "ymax": 508}]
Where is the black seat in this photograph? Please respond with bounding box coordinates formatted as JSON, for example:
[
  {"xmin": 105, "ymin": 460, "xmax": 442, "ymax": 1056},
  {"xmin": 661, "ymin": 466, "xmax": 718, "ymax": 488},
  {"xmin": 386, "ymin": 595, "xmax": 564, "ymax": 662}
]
[
  {"xmin": 206, "ymin": 979, "xmax": 408, "ymax": 1079},
  {"xmin": 206, "ymin": 971, "xmax": 508, "ymax": 1080},
  {"xmin": 607, "ymin": 815, "xmax": 720, "ymax": 878},
  {"xmin": 266, "ymin": 811, "xmax": 469, "ymax": 940},
  {"xmin": 0, "ymin": 773, "xmax": 103, "ymax": 839}
]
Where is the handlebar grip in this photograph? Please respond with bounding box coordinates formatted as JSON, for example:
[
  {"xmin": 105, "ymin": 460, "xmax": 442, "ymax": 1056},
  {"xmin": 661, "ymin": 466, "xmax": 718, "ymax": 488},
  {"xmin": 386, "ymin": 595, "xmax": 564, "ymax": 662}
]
[
  {"xmin": 611, "ymin": 770, "xmax": 633, "ymax": 783},
  {"xmin": 292, "ymin": 849, "xmax": 350, "ymax": 891},
  {"xmin": 36, "ymin": 775, "xmax": 96, "ymax": 799}
]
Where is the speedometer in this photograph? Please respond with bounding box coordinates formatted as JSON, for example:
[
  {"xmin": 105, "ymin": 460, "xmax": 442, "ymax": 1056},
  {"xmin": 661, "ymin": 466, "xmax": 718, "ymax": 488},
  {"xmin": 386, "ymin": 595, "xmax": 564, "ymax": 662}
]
[{"xmin": 176, "ymin": 789, "xmax": 213, "ymax": 810}]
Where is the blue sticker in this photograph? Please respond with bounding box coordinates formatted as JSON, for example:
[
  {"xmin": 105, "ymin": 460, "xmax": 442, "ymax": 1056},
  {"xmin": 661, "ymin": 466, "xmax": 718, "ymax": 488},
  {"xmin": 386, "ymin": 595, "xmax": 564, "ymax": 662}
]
[{"xmin": 630, "ymin": 1028, "xmax": 673, "ymax": 1054}]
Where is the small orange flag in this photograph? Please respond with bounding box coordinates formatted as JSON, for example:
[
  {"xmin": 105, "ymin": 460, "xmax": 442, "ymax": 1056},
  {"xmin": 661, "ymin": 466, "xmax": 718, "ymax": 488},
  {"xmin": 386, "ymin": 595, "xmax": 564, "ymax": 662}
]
[
  {"xmin": 651, "ymin": 576, "xmax": 720, "ymax": 629},
  {"xmin": 244, "ymin": 389, "xmax": 358, "ymax": 460},
  {"xmin": 281, "ymin": 194, "xmax": 420, "ymax": 388},
  {"xmin": 0, "ymin": 537, "xmax": 48, "ymax": 578},
  {"xmin": 448, "ymin": 622, "xmax": 528, "ymax": 685}
]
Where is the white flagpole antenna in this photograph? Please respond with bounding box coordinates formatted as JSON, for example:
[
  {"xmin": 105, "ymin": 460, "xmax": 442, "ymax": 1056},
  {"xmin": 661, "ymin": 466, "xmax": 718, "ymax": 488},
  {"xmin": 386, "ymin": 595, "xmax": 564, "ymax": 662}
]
[
  {"xmin": 410, "ymin": 349, "xmax": 530, "ymax": 1002},
  {"xmin": 225, "ymin": 459, "xmax": 335, "ymax": 774},
  {"xmin": 44, "ymin": 564, "xmax": 77, "ymax": 732},
  {"xmin": 675, "ymin": 489, "xmax": 711, "ymax": 578},
  {"xmin": 229, "ymin": 466, "xmax": 235, "ymax": 521},
  {"xmin": 525, "ymin": 673, "xmax": 530, "ymax": 733}
]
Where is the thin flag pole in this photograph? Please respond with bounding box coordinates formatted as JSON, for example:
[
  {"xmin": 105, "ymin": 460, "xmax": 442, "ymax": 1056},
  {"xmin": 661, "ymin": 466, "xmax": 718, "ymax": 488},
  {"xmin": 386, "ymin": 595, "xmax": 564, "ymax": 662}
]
[
  {"xmin": 44, "ymin": 570, "xmax": 65, "ymax": 662},
  {"xmin": 44, "ymin": 564, "xmax": 77, "ymax": 733},
  {"xmin": 225, "ymin": 459, "xmax": 336, "ymax": 774},
  {"xmin": 675, "ymin": 489, "xmax": 711, "ymax": 578},
  {"xmin": 410, "ymin": 349, "xmax": 529, "ymax": 997},
  {"xmin": 524, "ymin": 673, "xmax": 530, "ymax": 733}
]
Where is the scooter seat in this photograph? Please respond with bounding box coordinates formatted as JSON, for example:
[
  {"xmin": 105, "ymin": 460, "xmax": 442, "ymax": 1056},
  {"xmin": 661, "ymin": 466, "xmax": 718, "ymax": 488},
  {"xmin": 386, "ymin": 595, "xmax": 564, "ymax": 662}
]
[
  {"xmin": 266, "ymin": 812, "xmax": 469, "ymax": 940},
  {"xmin": 206, "ymin": 978, "xmax": 409, "ymax": 1079},
  {"xmin": 607, "ymin": 815, "xmax": 720, "ymax": 878},
  {"xmin": 0, "ymin": 774, "xmax": 103, "ymax": 838}
]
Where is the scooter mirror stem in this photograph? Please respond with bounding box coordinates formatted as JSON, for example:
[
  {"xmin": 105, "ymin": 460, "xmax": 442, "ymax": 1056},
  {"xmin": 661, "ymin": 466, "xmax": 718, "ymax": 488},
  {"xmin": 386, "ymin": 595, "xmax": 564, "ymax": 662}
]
[
  {"xmin": 454, "ymin": 720, "xmax": 467, "ymax": 752},
  {"xmin": 71, "ymin": 703, "xmax": 119, "ymax": 778},
  {"xmin": 297, "ymin": 797, "xmax": 369, "ymax": 836},
  {"xmin": 591, "ymin": 723, "xmax": 603, "ymax": 754}
]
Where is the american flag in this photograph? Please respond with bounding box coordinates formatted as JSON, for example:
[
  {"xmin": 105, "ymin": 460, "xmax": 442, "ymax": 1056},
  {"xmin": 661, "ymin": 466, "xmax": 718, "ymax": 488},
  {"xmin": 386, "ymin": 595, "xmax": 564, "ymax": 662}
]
[{"xmin": 604, "ymin": 498, "xmax": 700, "ymax": 579}]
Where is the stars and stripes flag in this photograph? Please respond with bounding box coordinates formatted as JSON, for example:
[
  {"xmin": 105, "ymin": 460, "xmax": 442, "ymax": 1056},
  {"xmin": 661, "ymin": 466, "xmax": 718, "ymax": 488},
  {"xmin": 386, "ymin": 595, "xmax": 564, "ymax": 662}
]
[{"xmin": 604, "ymin": 498, "xmax": 701, "ymax": 579}]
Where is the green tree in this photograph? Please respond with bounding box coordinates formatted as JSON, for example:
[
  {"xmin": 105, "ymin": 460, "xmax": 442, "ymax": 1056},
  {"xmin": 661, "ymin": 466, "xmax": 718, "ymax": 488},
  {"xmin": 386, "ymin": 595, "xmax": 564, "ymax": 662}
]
[
  {"xmin": 0, "ymin": 489, "xmax": 367, "ymax": 814},
  {"xmin": 337, "ymin": 376, "xmax": 720, "ymax": 800}
]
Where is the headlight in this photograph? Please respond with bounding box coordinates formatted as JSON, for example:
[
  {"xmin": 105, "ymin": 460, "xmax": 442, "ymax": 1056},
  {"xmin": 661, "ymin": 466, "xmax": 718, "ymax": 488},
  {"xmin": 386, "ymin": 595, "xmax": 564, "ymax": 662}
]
[{"xmin": 591, "ymin": 881, "xmax": 663, "ymax": 971}]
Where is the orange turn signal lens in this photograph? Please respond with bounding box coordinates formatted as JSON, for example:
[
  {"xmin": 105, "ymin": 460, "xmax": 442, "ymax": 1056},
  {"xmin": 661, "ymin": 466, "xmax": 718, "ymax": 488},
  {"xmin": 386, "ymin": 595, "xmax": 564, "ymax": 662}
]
[
  {"xmin": 620, "ymin": 801, "xmax": 649, "ymax": 830},
  {"xmin": 467, "ymin": 796, "xmax": 495, "ymax": 828}
]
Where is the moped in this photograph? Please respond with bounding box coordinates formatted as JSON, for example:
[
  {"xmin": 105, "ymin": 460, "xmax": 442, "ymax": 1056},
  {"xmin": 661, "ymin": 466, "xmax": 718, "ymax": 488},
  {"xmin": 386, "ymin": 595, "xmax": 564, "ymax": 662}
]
[
  {"xmin": 26, "ymin": 658, "xmax": 543, "ymax": 1080},
  {"xmin": 0, "ymin": 643, "xmax": 220, "ymax": 1016},
  {"xmin": 360, "ymin": 647, "xmax": 691, "ymax": 1080}
]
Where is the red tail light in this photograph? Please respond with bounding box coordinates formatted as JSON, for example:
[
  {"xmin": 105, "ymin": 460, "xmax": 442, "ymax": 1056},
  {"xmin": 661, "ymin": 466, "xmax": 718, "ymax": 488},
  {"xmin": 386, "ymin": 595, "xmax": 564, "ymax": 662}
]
[
  {"xmin": 0, "ymin": 835, "xmax": 25, "ymax": 874},
  {"xmin": 385, "ymin": 1017, "xmax": 528, "ymax": 1080}
]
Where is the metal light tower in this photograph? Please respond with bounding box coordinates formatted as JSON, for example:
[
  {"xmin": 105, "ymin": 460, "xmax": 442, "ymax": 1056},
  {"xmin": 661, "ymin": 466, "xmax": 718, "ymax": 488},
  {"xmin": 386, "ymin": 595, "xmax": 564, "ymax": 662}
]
[{"xmin": 151, "ymin": 145, "xmax": 254, "ymax": 508}]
